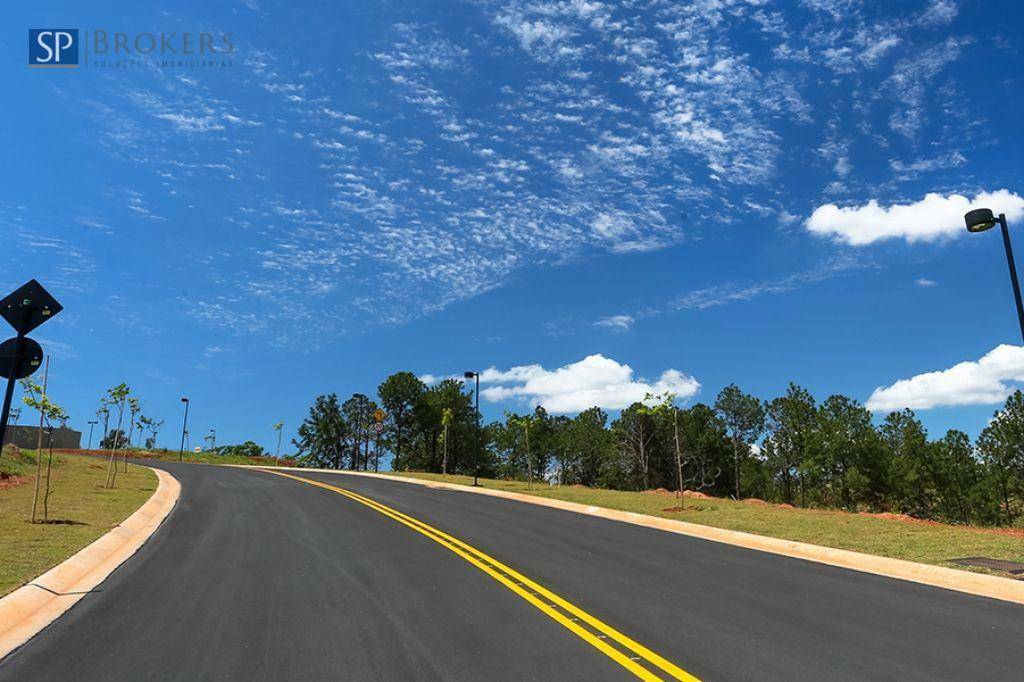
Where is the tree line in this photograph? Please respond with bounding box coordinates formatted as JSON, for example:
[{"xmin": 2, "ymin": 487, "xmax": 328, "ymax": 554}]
[{"xmin": 294, "ymin": 373, "xmax": 1024, "ymax": 527}]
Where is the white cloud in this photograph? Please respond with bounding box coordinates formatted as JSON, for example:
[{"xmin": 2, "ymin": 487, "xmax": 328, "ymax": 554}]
[
  {"xmin": 479, "ymin": 354, "xmax": 700, "ymax": 414},
  {"xmin": 806, "ymin": 190, "xmax": 1024, "ymax": 246},
  {"xmin": 866, "ymin": 345, "xmax": 1024, "ymax": 412},
  {"xmin": 914, "ymin": 278, "xmax": 936, "ymax": 287},
  {"xmin": 595, "ymin": 314, "xmax": 634, "ymax": 331}
]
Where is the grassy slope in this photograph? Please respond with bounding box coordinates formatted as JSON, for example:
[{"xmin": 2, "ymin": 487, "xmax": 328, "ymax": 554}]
[
  {"xmin": 69, "ymin": 448, "xmax": 293, "ymax": 467},
  {"xmin": 0, "ymin": 453, "xmax": 157, "ymax": 596},
  {"xmin": 390, "ymin": 472, "xmax": 1024, "ymax": 573}
]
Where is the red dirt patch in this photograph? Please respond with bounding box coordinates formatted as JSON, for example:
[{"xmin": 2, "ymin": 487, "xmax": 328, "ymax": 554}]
[
  {"xmin": 742, "ymin": 498, "xmax": 769, "ymax": 505},
  {"xmin": 0, "ymin": 475, "xmax": 31, "ymax": 491},
  {"xmin": 682, "ymin": 490, "xmax": 711, "ymax": 499},
  {"xmin": 643, "ymin": 488, "xmax": 673, "ymax": 496},
  {"xmin": 859, "ymin": 511, "xmax": 945, "ymax": 527}
]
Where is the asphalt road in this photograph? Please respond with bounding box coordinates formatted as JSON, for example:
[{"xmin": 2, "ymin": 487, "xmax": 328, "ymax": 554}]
[{"xmin": 2, "ymin": 462, "xmax": 1022, "ymax": 680}]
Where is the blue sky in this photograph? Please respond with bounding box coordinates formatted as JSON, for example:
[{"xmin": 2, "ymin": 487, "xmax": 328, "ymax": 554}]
[{"xmin": 2, "ymin": 0, "xmax": 1023, "ymax": 453}]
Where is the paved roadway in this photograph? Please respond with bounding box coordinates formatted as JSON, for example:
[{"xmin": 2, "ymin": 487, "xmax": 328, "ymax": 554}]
[{"xmin": 1, "ymin": 461, "xmax": 1022, "ymax": 680}]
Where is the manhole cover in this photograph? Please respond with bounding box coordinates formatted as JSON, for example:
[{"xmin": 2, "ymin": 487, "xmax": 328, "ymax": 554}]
[{"xmin": 950, "ymin": 557, "xmax": 1024, "ymax": 574}]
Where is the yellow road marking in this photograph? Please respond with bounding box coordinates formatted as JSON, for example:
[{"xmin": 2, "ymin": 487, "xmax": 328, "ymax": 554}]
[{"xmin": 261, "ymin": 469, "xmax": 699, "ymax": 682}]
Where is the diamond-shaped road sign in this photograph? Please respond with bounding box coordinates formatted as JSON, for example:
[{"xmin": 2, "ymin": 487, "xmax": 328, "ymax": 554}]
[{"xmin": 0, "ymin": 279, "xmax": 63, "ymax": 335}]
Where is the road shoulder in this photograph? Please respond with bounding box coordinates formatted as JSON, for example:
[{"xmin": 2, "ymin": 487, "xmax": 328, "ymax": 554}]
[{"xmin": 0, "ymin": 467, "xmax": 180, "ymax": 660}]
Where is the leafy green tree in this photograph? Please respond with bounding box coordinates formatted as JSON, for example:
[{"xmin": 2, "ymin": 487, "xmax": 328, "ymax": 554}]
[
  {"xmin": 764, "ymin": 384, "xmax": 816, "ymax": 505},
  {"xmin": 294, "ymin": 394, "xmax": 348, "ymax": 469},
  {"xmin": 880, "ymin": 409, "xmax": 930, "ymax": 515},
  {"xmin": 101, "ymin": 429, "xmax": 128, "ymax": 449},
  {"xmin": 342, "ymin": 394, "xmax": 376, "ymax": 470},
  {"xmin": 378, "ymin": 372, "xmax": 425, "ymax": 470},
  {"xmin": 676, "ymin": 403, "xmax": 729, "ymax": 497},
  {"xmin": 214, "ymin": 441, "xmax": 266, "ymax": 459},
  {"xmin": 612, "ymin": 402, "xmax": 660, "ymax": 491},
  {"xmin": 565, "ymin": 407, "xmax": 614, "ymax": 486},
  {"xmin": 548, "ymin": 414, "xmax": 573, "ymax": 485},
  {"xmin": 409, "ymin": 379, "xmax": 478, "ymax": 474},
  {"xmin": 643, "ymin": 392, "xmax": 687, "ymax": 505},
  {"xmin": 928, "ymin": 430, "xmax": 987, "ymax": 524},
  {"xmin": 976, "ymin": 390, "xmax": 1024, "ymax": 524},
  {"xmin": 441, "ymin": 407, "xmax": 453, "ymax": 476},
  {"xmin": 715, "ymin": 384, "xmax": 765, "ymax": 500},
  {"xmin": 506, "ymin": 412, "xmax": 537, "ymax": 489},
  {"xmin": 812, "ymin": 395, "xmax": 882, "ymax": 510}
]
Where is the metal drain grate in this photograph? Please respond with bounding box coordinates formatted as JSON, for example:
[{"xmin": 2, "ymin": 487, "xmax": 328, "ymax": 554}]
[{"xmin": 950, "ymin": 557, "xmax": 1024, "ymax": 574}]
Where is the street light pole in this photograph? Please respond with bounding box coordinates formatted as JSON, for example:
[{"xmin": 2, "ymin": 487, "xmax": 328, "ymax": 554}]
[
  {"xmin": 966, "ymin": 209, "xmax": 1024, "ymax": 343},
  {"xmin": 87, "ymin": 420, "xmax": 98, "ymax": 450},
  {"xmin": 275, "ymin": 423, "xmax": 283, "ymax": 466},
  {"xmin": 464, "ymin": 371, "xmax": 481, "ymax": 486},
  {"xmin": 178, "ymin": 397, "xmax": 189, "ymax": 462},
  {"xmin": 997, "ymin": 215, "xmax": 1024, "ymax": 343}
]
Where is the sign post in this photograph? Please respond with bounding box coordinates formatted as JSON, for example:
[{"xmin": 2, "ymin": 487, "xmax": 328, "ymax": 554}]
[
  {"xmin": 373, "ymin": 409, "xmax": 385, "ymax": 472},
  {"xmin": 0, "ymin": 280, "xmax": 62, "ymax": 447}
]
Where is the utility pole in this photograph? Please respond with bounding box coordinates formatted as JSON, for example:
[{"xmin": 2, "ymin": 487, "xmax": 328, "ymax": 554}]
[{"xmin": 87, "ymin": 419, "xmax": 98, "ymax": 449}]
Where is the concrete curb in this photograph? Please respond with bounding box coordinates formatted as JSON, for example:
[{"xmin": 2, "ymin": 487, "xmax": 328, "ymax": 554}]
[
  {"xmin": 259, "ymin": 466, "xmax": 1024, "ymax": 606},
  {"xmin": 0, "ymin": 467, "xmax": 180, "ymax": 661}
]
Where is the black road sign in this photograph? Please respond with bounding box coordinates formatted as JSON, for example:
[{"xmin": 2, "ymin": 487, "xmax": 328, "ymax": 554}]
[
  {"xmin": 0, "ymin": 336, "xmax": 43, "ymax": 380},
  {"xmin": 0, "ymin": 279, "xmax": 63, "ymax": 335}
]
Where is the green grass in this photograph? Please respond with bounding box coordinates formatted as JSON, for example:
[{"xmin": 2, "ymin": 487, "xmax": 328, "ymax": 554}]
[
  {"xmin": 391, "ymin": 472, "xmax": 1024, "ymax": 574},
  {"xmin": 0, "ymin": 452, "xmax": 157, "ymax": 596}
]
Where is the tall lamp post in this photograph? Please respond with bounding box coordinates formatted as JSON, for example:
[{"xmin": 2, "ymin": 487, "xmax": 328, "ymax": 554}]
[
  {"xmin": 86, "ymin": 420, "xmax": 98, "ymax": 450},
  {"xmin": 178, "ymin": 397, "xmax": 189, "ymax": 462},
  {"xmin": 966, "ymin": 209, "xmax": 1024, "ymax": 342},
  {"xmin": 208, "ymin": 428, "xmax": 216, "ymax": 451},
  {"xmin": 464, "ymin": 371, "xmax": 481, "ymax": 486}
]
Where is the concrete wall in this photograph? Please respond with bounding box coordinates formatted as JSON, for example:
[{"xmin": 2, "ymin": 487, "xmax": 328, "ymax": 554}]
[{"xmin": 3, "ymin": 425, "xmax": 81, "ymax": 450}]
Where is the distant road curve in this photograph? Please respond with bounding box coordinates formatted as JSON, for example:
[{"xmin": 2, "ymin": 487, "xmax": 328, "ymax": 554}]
[{"xmin": 1, "ymin": 461, "xmax": 1021, "ymax": 681}]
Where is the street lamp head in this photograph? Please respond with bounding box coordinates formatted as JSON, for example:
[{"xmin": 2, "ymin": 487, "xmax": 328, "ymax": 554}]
[
  {"xmin": 181, "ymin": 397, "xmax": 189, "ymax": 403},
  {"xmin": 965, "ymin": 208, "xmax": 997, "ymax": 233},
  {"xmin": 463, "ymin": 371, "xmax": 477, "ymax": 378}
]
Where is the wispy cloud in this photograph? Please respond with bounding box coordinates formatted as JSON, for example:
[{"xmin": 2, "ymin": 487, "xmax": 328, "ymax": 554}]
[
  {"xmin": 56, "ymin": 3, "xmax": 977, "ymax": 344},
  {"xmin": 595, "ymin": 315, "xmax": 634, "ymax": 332},
  {"xmin": 670, "ymin": 257, "xmax": 867, "ymax": 311}
]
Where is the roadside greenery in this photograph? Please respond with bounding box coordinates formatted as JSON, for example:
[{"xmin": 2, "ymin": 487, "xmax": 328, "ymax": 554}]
[
  {"xmin": 296, "ymin": 374, "xmax": 1024, "ymax": 527},
  {"xmin": 0, "ymin": 453, "xmax": 156, "ymax": 597}
]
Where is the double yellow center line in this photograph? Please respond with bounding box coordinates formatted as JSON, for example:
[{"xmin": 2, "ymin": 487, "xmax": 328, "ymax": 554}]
[{"xmin": 261, "ymin": 469, "xmax": 699, "ymax": 681}]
